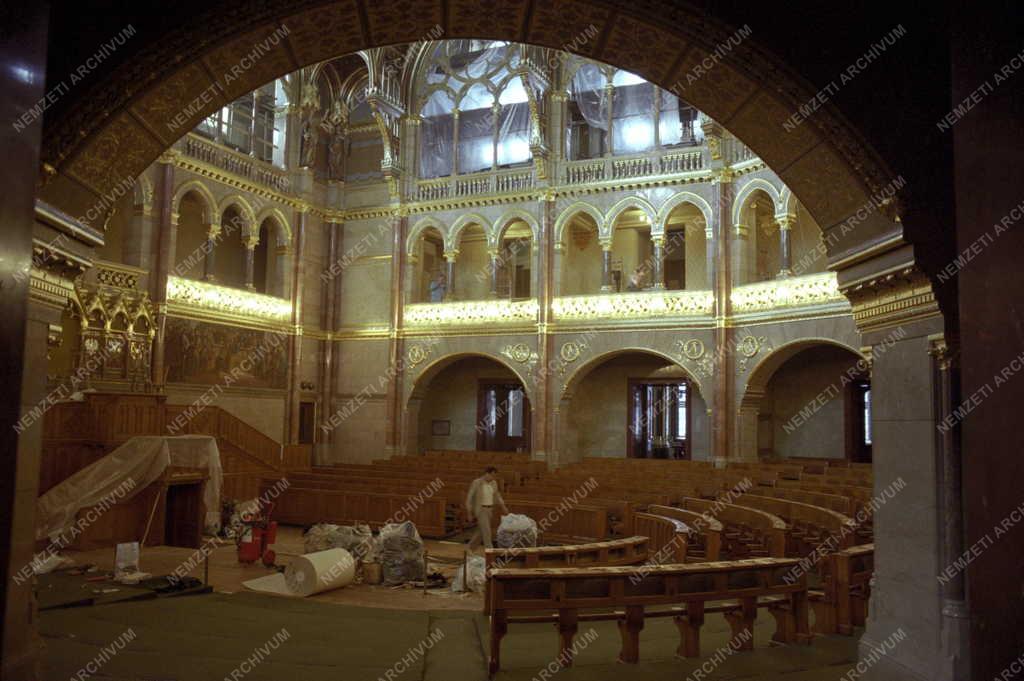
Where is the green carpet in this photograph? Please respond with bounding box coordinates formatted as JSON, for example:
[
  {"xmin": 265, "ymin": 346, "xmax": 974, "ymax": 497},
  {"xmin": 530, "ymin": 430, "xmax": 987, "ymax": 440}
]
[{"xmin": 39, "ymin": 591, "xmax": 859, "ymax": 681}]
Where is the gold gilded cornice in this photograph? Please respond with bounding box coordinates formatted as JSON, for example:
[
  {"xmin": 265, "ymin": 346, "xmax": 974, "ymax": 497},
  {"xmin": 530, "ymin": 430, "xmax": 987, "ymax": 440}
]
[{"xmin": 842, "ymin": 266, "xmax": 940, "ymax": 334}]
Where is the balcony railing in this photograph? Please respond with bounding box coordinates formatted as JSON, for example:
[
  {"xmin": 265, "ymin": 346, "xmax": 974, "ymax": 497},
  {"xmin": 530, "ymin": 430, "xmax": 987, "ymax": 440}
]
[
  {"xmin": 416, "ymin": 167, "xmax": 536, "ymax": 202},
  {"xmin": 166, "ymin": 275, "xmax": 292, "ymax": 325},
  {"xmin": 563, "ymin": 147, "xmax": 704, "ymax": 186},
  {"xmin": 552, "ymin": 289, "xmax": 714, "ymax": 322},
  {"xmin": 404, "ymin": 299, "xmax": 539, "ymax": 328},
  {"xmin": 730, "ymin": 272, "xmax": 847, "ymax": 314},
  {"xmin": 180, "ymin": 134, "xmax": 290, "ymax": 193}
]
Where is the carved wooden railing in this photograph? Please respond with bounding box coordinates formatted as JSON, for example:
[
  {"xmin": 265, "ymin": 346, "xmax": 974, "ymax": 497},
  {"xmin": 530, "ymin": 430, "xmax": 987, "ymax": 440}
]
[{"xmin": 39, "ymin": 392, "xmax": 302, "ymax": 500}]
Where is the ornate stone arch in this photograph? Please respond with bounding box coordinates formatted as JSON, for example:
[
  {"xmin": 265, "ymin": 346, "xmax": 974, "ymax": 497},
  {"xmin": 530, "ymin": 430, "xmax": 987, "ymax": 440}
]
[
  {"xmin": 170, "ymin": 180, "xmax": 217, "ymax": 225},
  {"xmin": 741, "ymin": 337, "xmax": 867, "ymax": 407},
  {"xmin": 403, "ymin": 350, "xmax": 535, "ymax": 411},
  {"xmin": 554, "ymin": 202, "xmax": 604, "ymax": 249},
  {"xmin": 604, "ymin": 196, "xmax": 657, "ymax": 240},
  {"xmin": 447, "ymin": 213, "xmax": 490, "ymax": 253},
  {"xmin": 406, "ymin": 216, "xmax": 447, "ymax": 257},
  {"xmin": 132, "ymin": 173, "xmax": 154, "ymax": 213},
  {"xmin": 217, "ymin": 194, "xmax": 257, "ymax": 236},
  {"xmin": 560, "ymin": 347, "xmax": 704, "ymax": 402},
  {"xmin": 731, "ymin": 177, "xmax": 784, "ymax": 227},
  {"xmin": 656, "ymin": 191, "xmax": 714, "ymax": 235},
  {"xmin": 254, "ymin": 206, "xmax": 293, "ymax": 246},
  {"xmin": 492, "ymin": 208, "xmax": 540, "ymax": 249}
]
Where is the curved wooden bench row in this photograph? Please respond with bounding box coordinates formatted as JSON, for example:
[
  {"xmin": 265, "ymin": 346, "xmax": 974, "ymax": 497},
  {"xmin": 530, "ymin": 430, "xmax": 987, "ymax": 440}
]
[
  {"xmin": 680, "ymin": 497, "xmax": 787, "ymax": 558},
  {"xmin": 483, "ymin": 536, "xmax": 652, "ymax": 614},
  {"xmin": 633, "ymin": 512, "xmax": 689, "ymax": 565},
  {"xmin": 812, "ymin": 543, "xmax": 874, "ymax": 635},
  {"xmin": 263, "ymin": 481, "xmax": 449, "ymax": 537},
  {"xmin": 757, "ymin": 487, "xmax": 855, "ymax": 516},
  {"xmin": 503, "ymin": 498, "xmax": 608, "ymax": 543},
  {"xmin": 735, "ymin": 494, "xmax": 860, "ymax": 561},
  {"xmin": 647, "ymin": 505, "xmax": 722, "ymax": 561},
  {"xmin": 487, "ymin": 557, "xmax": 812, "ymax": 675},
  {"xmin": 506, "ymin": 490, "xmax": 633, "ymax": 537}
]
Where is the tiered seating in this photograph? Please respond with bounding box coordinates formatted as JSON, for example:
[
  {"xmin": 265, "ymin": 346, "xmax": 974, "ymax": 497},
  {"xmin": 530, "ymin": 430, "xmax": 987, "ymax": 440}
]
[
  {"xmin": 812, "ymin": 543, "xmax": 875, "ymax": 635},
  {"xmin": 487, "ymin": 558, "xmax": 812, "ymax": 674},
  {"xmin": 483, "ymin": 536, "xmax": 651, "ymax": 611},
  {"xmin": 647, "ymin": 504, "xmax": 723, "ymax": 561},
  {"xmin": 734, "ymin": 493, "xmax": 860, "ymax": 561},
  {"xmin": 633, "ymin": 512, "xmax": 689, "ymax": 563},
  {"xmin": 679, "ymin": 497, "xmax": 787, "ymax": 558}
]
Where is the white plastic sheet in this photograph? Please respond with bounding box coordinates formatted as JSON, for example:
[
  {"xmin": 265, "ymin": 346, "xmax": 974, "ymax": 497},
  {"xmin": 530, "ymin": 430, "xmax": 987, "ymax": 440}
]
[{"xmin": 35, "ymin": 435, "xmax": 223, "ymax": 542}]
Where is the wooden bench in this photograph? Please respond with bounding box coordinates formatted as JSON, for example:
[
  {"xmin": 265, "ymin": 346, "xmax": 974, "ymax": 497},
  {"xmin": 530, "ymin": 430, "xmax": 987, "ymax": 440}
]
[
  {"xmin": 633, "ymin": 512, "xmax": 689, "ymax": 565},
  {"xmin": 503, "ymin": 498, "xmax": 609, "ymax": 543},
  {"xmin": 734, "ymin": 493, "xmax": 859, "ymax": 561},
  {"xmin": 648, "ymin": 504, "xmax": 723, "ymax": 560},
  {"xmin": 680, "ymin": 497, "xmax": 787, "ymax": 558},
  {"xmin": 487, "ymin": 557, "xmax": 812, "ymax": 675},
  {"xmin": 812, "ymin": 543, "xmax": 874, "ymax": 635},
  {"xmin": 264, "ymin": 481, "xmax": 449, "ymax": 537},
  {"xmin": 483, "ymin": 536, "xmax": 651, "ymax": 613}
]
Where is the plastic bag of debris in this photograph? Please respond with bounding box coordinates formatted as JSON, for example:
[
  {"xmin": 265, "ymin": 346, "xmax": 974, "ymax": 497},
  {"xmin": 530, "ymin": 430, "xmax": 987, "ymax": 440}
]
[
  {"xmin": 496, "ymin": 513, "xmax": 538, "ymax": 549},
  {"xmin": 303, "ymin": 524, "xmax": 376, "ymax": 560},
  {"xmin": 452, "ymin": 555, "xmax": 486, "ymax": 593},
  {"xmin": 379, "ymin": 521, "xmax": 425, "ymax": 586}
]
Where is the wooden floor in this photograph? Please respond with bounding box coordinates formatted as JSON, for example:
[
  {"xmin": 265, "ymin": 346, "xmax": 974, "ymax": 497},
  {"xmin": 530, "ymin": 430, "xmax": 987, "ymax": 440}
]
[{"xmin": 63, "ymin": 525, "xmax": 483, "ymax": 611}]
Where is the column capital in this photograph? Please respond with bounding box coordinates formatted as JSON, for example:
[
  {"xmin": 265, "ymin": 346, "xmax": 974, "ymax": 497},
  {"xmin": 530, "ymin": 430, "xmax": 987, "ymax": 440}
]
[
  {"xmin": 733, "ymin": 222, "xmax": 749, "ymax": 239},
  {"xmin": 599, "ymin": 238, "xmax": 613, "ymax": 252},
  {"xmin": 774, "ymin": 213, "xmax": 796, "ymax": 230},
  {"xmin": 651, "ymin": 233, "xmax": 665, "ymax": 247},
  {"xmin": 443, "ymin": 249, "xmax": 459, "ymax": 262},
  {"xmin": 169, "ymin": 212, "xmax": 180, "ymax": 226}
]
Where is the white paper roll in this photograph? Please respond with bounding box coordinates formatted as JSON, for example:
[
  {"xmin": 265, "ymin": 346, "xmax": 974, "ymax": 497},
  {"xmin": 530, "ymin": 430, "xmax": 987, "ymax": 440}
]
[{"xmin": 283, "ymin": 548, "xmax": 356, "ymax": 596}]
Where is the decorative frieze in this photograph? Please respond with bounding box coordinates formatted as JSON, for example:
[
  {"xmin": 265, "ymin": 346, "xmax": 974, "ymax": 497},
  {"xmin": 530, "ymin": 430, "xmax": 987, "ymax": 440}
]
[
  {"xmin": 166, "ymin": 275, "xmax": 292, "ymax": 327},
  {"xmin": 552, "ymin": 290, "xmax": 714, "ymax": 322},
  {"xmin": 730, "ymin": 272, "xmax": 847, "ymax": 313},
  {"xmin": 403, "ymin": 299, "xmax": 539, "ymax": 328}
]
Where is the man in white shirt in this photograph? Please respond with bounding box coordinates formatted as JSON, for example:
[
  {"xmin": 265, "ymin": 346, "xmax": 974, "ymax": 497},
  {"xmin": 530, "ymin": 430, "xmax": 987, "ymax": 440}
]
[{"xmin": 465, "ymin": 466, "xmax": 509, "ymax": 550}]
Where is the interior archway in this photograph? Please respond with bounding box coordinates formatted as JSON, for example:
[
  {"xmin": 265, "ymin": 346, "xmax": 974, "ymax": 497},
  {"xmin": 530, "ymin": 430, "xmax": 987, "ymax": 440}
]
[
  {"xmin": 558, "ymin": 349, "xmax": 708, "ymax": 464},
  {"xmin": 405, "ymin": 354, "xmax": 531, "ymax": 455}
]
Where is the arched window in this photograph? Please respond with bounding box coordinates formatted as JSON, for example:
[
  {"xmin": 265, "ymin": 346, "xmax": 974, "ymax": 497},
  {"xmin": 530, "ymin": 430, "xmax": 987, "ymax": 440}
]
[
  {"xmin": 566, "ymin": 63, "xmax": 703, "ymax": 160},
  {"xmin": 417, "ymin": 41, "xmax": 536, "ymax": 179}
]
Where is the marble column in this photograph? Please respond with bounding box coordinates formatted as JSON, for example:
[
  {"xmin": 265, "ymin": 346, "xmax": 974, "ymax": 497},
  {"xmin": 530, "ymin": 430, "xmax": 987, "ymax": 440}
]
[
  {"xmin": 385, "ymin": 216, "xmax": 407, "ymax": 456},
  {"xmin": 489, "ymin": 249, "xmax": 501, "ymax": 298},
  {"xmin": 532, "ymin": 196, "xmax": 554, "ymax": 465},
  {"xmin": 776, "ymin": 214, "xmax": 793, "ymax": 278},
  {"xmin": 710, "ymin": 171, "xmax": 734, "ymax": 466},
  {"xmin": 600, "ymin": 240, "xmax": 613, "ymax": 292},
  {"xmin": 651, "ymin": 234, "xmax": 666, "ymax": 289},
  {"xmin": 931, "ymin": 337, "xmax": 970, "ymax": 680},
  {"xmin": 150, "ymin": 160, "xmax": 177, "ymax": 390},
  {"xmin": 732, "ymin": 222, "xmax": 750, "ymax": 285},
  {"xmin": 444, "ymin": 251, "xmax": 457, "ymax": 301},
  {"xmin": 286, "ymin": 208, "xmax": 307, "ymax": 444},
  {"xmin": 202, "ymin": 226, "xmax": 218, "ymax": 282},
  {"xmin": 243, "ymin": 240, "xmax": 256, "ymax": 290}
]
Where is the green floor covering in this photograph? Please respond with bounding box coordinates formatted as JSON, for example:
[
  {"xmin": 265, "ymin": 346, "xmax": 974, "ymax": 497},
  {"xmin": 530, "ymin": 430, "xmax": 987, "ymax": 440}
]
[{"xmin": 40, "ymin": 591, "xmax": 858, "ymax": 681}]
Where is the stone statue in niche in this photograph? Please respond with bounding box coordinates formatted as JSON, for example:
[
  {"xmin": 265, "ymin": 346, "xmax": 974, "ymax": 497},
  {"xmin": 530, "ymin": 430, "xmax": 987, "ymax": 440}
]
[
  {"xmin": 327, "ymin": 130, "xmax": 345, "ymax": 180},
  {"xmin": 300, "ymin": 115, "xmax": 318, "ymax": 168}
]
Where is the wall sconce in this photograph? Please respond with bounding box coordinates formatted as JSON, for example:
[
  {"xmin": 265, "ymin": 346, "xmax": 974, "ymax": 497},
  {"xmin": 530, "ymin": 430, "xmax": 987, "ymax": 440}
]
[{"xmin": 300, "ymin": 381, "xmax": 316, "ymax": 391}]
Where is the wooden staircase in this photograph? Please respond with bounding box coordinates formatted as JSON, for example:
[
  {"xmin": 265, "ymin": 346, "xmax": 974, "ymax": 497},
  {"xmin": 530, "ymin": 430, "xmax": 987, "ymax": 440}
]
[{"xmin": 40, "ymin": 392, "xmax": 310, "ymax": 501}]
